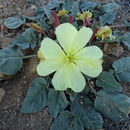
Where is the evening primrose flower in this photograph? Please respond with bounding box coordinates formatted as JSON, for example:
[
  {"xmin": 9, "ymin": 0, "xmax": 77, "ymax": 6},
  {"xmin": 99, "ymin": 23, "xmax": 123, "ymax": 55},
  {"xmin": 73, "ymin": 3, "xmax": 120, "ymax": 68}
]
[
  {"xmin": 37, "ymin": 50, "xmax": 45, "ymax": 61},
  {"xmin": 76, "ymin": 11, "xmax": 92, "ymax": 20},
  {"xmin": 57, "ymin": 9, "xmax": 69, "ymax": 17},
  {"xmin": 37, "ymin": 23, "xmax": 103, "ymax": 93},
  {"xmin": 96, "ymin": 26, "xmax": 112, "ymax": 40}
]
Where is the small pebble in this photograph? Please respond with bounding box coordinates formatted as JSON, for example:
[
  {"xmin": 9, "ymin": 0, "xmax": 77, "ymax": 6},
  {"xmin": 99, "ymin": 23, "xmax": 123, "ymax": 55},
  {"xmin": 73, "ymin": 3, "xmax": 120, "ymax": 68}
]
[{"xmin": 0, "ymin": 88, "xmax": 6, "ymax": 103}]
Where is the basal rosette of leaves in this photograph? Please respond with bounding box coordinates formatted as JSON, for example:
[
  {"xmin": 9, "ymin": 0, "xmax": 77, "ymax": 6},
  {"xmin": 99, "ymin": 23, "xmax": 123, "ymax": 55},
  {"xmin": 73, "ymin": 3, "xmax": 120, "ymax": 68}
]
[{"xmin": 1, "ymin": 0, "xmax": 130, "ymax": 129}]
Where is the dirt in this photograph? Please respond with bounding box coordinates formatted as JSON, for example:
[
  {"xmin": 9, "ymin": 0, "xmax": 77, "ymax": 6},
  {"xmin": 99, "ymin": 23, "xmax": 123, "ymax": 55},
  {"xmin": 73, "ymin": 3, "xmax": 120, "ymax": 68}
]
[
  {"xmin": 0, "ymin": 57, "xmax": 52, "ymax": 130},
  {"xmin": 0, "ymin": 0, "xmax": 130, "ymax": 130},
  {"xmin": 0, "ymin": 1, "xmax": 52, "ymax": 129}
]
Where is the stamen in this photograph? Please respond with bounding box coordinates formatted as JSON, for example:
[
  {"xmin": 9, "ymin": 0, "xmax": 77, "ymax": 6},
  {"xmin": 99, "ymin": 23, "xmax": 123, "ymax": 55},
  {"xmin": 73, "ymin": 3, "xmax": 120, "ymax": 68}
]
[{"xmin": 65, "ymin": 54, "xmax": 76, "ymax": 63}]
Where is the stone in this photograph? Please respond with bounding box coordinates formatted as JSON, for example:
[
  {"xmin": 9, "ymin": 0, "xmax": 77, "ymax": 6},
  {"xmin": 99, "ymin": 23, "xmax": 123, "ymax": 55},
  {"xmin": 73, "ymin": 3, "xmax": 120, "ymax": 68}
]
[{"xmin": 0, "ymin": 88, "xmax": 6, "ymax": 103}]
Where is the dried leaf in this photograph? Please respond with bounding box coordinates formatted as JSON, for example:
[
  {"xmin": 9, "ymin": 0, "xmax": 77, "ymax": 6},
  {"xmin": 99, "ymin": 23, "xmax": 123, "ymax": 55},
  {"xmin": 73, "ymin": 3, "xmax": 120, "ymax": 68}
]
[
  {"xmin": 22, "ymin": 9, "xmax": 36, "ymax": 16},
  {"xmin": 0, "ymin": 5, "xmax": 6, "ymax": 9},
  {"xmin": 104, "ymin": 43, "xmax": 124, "ymax": 57},
  {"xmin": 1, "ymin": 36, "xmax": 13, "ymax": 48},
  {"xmin": 26, "ymin": 23, "xmax": 45, "ymax": 34}
]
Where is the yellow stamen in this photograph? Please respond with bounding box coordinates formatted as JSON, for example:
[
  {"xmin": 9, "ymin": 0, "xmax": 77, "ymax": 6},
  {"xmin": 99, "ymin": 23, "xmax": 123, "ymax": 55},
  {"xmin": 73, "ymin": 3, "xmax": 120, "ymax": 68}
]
[{"xmin": 65, "ymin": 53, "xmax": 76, "ymax": 63}]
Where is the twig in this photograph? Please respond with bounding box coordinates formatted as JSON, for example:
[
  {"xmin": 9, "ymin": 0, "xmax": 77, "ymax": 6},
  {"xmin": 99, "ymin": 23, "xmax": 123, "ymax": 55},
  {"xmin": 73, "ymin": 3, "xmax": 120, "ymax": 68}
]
[
  {"xmin": 92, "ymin": 39, "xmax": 117, "ymax": 44},
  {"xmin": 22, "ymin": 55, "xmax": 37, "ymax": 59},
  {"xmin": 87, "ymin": 79, "xmax": 97, "ymax": 95},
  {"xmin": 110, "ymin": 25, "xmax": 129, "ymax": 28},
  {"xmin": 0, "ymin": 55, "xmax": 37, "ymax": 59}
]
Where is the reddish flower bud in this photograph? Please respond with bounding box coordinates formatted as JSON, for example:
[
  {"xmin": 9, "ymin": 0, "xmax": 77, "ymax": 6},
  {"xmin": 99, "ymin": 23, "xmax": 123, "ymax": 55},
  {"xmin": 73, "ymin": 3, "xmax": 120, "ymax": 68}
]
[
  {"xmin": 83, "ymin": 19, "xmax": 92, "ymax": 27},
  {"xmin": 52, "ymin": 10, "xmax": 60, "ymax": 27},
  {"xmin": 89, "ymin": 28, "xmax": 100, "ymax": 42},
  {"xmin": 68, "ymin": 16, "xmax": 74, "ymax": 24}
]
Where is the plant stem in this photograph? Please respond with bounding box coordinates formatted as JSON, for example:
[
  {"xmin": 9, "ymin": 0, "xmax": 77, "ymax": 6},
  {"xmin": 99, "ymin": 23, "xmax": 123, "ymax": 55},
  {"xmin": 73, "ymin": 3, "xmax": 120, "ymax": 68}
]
[
  {"xmin": 92, "ymin": 39, "xmax": 117, "ymax": 44},
  {"xmin": 87, "ymin": 79, "xmax": 97, "ymax": 95},
  {"xmin": 22, "ymin": 55, "xmax": 37, "ymax": 59},
  {"xmin": 110, "ymin": 25, "xmax": 129, "ymax": 28},
  {"xmin": 0, "ymin": 55, "xmax": 37, "ymax": 59}
]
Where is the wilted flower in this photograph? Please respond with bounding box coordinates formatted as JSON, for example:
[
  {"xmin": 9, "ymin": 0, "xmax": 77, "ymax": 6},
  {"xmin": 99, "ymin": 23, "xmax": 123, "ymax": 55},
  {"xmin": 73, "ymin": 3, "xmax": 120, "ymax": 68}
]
[
  {"xmin": 57, "ymin": 9, "xmax": 69, "ymax": 17},
  {"xmin": 96, "ymin": 26, "xmax": 112, "ymax": 40},
  {"xmin": 76, "ymin": 11, "xmax": 92, "ymax": 20},
  {"xmin": 37, "ymin": 23, "xmax": 103, "ymax": 92}
]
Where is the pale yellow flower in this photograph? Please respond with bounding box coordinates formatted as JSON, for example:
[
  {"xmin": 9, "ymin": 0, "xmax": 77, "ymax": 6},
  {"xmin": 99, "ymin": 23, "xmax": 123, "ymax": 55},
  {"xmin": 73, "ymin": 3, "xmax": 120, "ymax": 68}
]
[
  {"xmin": 57, "ymin": 9, "xmax": 69, "ymax": 17},
  {"xmin": 37, "ymin": 23, "xmax": 103, "ymax": 92},
  {"xmin": 37, "ymin": 50, "xmax": 45, "ymax": 61},
  {"xmin": 96, "ymin": 26, "xmax": 112, "ymax": 40},
  {"xmin": 76, "ymin": 11, "xmax": 92, "ymax": 20}
]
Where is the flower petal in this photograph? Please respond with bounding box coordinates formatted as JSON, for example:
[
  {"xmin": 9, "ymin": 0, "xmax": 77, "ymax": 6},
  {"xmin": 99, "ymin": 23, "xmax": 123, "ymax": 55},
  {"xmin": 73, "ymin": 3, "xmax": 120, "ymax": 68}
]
[
  {"xmin": 75, "ymin": 46, "xmax": 103, "ymax": 59},
  {"xmin": 72, "ymin": 27, "xmax": 93, "ymax": 52},
  {"xmin": 37, "ymin": 38, "xmax": 65, "ymax": 76},
  {"xmin": 37, "ymin": 59, "xmax": 64, "ymax": 76},
  {"xmin": 55, "ymin": 23, "xmax": 77, "ymax": 53},
  {"xmin": 55, "ymin": 23, "xmax": 93, "ymax": 54},
  {"xmin": 75, "ymin": 58, "xmax": 102, "ymax": 77},
  {"xmin": 52, "ymin": 63, "xmax": 86, "ymax": 92},
  {"xmin": 40, "ymin": 37, "xmax": 65, "ymax": 59}
]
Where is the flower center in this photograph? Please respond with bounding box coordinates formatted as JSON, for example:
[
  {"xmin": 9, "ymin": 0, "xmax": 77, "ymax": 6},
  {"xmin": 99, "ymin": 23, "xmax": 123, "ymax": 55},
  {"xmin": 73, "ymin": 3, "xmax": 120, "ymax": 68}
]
[{"xmin": 65, "ymin": 54, "xmax": 76, "ymax": 63}]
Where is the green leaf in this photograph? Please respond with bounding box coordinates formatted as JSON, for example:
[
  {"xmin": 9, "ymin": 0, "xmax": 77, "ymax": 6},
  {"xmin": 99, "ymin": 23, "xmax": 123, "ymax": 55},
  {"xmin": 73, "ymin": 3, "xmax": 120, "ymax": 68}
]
[
  {"xmin": 96, "ymin": 71, "xmax": 122, "ymax": 92},
  {"xmin": 20, "ymin": 77, "xmax": 48, "ymax": 113},
  {"xmin": 71, "ymin": 2, "xmax": 80, "ymax": 17},
  {"xmin": 63, "ymin": 0, "xmax": 75, "ymax": 11},
  {"xmin": 4, "ymin": 17, "xmax": 26, "ymax": 29},
  {"xmin": 127, "ymin": 22, "xmax": 130, "ymax": 27},
  {"xmin": 9, "ymin": 28, "xmax": 38, "ymax": 50},
  {"xmin": 101, "ymin": 3, "xmax": 120, "ymax": 13},
  {"xmin": 44, "ymin": 7, "xmax": 53, "ymax": 24},
  {"xmin": 100, "ymin": 11, "xmax": 116, "ymax": 25},
  {"xmin": 72, "ymin": 21, "xmax": 79, "ymax": 29},
  {"xmin": 99, "ymin": 3, "xmax": 120, "ymax": 25},
  {"xmin": 38, "ymin": 20, "xmax": 50, "ymax": 32},
  {"xmin": 23, "ymin": 15, "xmax": 42, "ymax": 22},
  {"xmin": 94, "ymin": 90, "xmax": 130, "ymax": 121},
  {"xmin": 80, "ymin": 1, "xmax": 98, "ymax": 10},
  {"xmin": 60, "ymin": 15, "xmax": 69, "ymax": 23},
  {"xmin": 112, "ymin": 57, "xmax": 130, "ymax": 82},
  {"xmin": 48, "ymin": 89, "xmax": 69, "ymax": 118},
  {"xmin": 66, "ymin": 89, "xmax": 77, "ymax": 102},
  {"xmin": 113, "ymin": 29, "xmax": 123, "ymax": 42},
  {"xmin": 47, "ymin": 1, "xmax": 63, "ymax": 9},
  {"xmin": 122, "ymin": 32, "xmax": 130, "ymax": 50},
  {"xmin": 36, "ymin": 8, "xmax": 45, "ymax": 15},
  {"xmin": 51, "ymin": 111, "xmax": 84, "ymax": 130},
  {"xmin": 0, "ymin": 47, "xmax": 23, "ymax": 75},
  {"xmin": 71, "ymin": 97, "xmax": 103, "ymax": 129}
]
